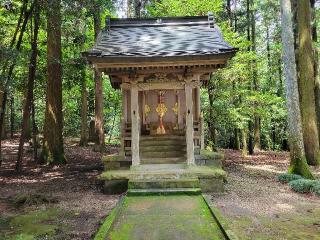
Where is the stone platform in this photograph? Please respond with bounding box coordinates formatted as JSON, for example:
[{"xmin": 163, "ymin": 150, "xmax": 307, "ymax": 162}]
[{"xmin": 100, "ymin": 164, "xmax": 226, "ymax": 194}]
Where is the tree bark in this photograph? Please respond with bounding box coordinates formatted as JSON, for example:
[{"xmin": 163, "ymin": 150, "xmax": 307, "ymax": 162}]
[
  {"xmin": 79, "ymin": 69, "xmax": 88, "ymax": 146},
  {"xmin": 241, "ymin": 129, "xmax": 248, "ymax": 157},
  {"xmin": 226, "ymin": 0, "xmax": 232, "ymax": 27},
  {"xmin": 234, "ymin": 128, "xmax": 240, "ymax": 150},
  {"xmin": 311, "ymin": 0, "xmax": 320, "ymax": 144},
  {"xmin": 16, "ymin": 0, "xmax": 40, "ymax": 171},
  {"xmin": 10, "ymin": 96, "xmax": 14, "ymax": 138},
  {"xmin": 297, "ymin": 0, "xmax": 320, "ymax": 166},
  {"xmin": 41, "ymin": 0, "xmax": 66, "ymax": 164},
  {"xmin": 31, "ymin": 96, "xmax": 38, "ymax": 162},
  {"xmin": 280, "ymin": 0, "xmax": 313, "ymax": 178},
  {"xmin": 208, "ymin": 82, "xmax": 217, "ymax": 150},
  {"xmin": 93, "ymin": 8, "xmax": 105, "ymax": 152}
]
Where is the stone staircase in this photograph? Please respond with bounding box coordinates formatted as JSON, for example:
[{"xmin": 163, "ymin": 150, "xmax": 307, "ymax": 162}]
[
  {"xmin": 140, "ymin": 135, "xmax": 186, "ymax": 164},
  {"xmin": 127, "ymin": 164, "xmax": 201, "ymax": 195}
]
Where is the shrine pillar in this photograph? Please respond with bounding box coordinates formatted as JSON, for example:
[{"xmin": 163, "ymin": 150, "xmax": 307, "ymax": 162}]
[
  {"xmin": 185, "ymin": 80, "xmax": 195, "ymax": 165},
  {"xmin": 120, "ymin": 87, "xmax": 127, "ymax": 155},
  {"xmin": 130, "ymin": 83, "xmax": 140, "ymax": 166}
]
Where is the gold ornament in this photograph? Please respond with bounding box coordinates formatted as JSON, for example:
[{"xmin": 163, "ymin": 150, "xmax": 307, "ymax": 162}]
[{"xmin": 144, "ymin": 104, "xmax": 151, "ymax": 117}]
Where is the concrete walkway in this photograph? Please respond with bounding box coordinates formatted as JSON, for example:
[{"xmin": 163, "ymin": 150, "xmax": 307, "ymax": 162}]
[{"xmin": 106, "ymin": 195, "xmax": 225, "ymax": 240}]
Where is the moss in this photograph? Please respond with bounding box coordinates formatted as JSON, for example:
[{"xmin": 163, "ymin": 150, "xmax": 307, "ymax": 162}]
[
  {"xmin": 2, "ymin": 208, "xmax": 61, "ymax": 240},
  {"xmin": 102, "ymin": 154, "xmax": 125, "ymax": 163},
  {"xmin": 94, "ymin": 197, "xmax": 125, "ymax": 240},
  {"xmin": 288, "ymin": 179, "xmax": 316, "ymax": 193},
  {"xmin": 288, "ymin": 157, "xmax": 314, "ymax": 179},
  {"xmin": 105, "ymin": 195, "xmax": 225, "ymax": 240},
  {"xmin": 278, "ymin": 173, "xmax": 303, "ymax": 183},
  {"xmin": 200, "ymin": 150, "xmax": 224, "ymax": 160}
]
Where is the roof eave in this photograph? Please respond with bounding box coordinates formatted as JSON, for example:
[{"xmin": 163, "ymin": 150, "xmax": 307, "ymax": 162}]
[{"xmin": 82, "ymin": 50, "xmax": 238, "ymax": 68}]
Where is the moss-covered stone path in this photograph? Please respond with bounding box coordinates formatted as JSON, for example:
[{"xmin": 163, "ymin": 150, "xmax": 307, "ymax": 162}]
[{"xmin": 105, "ymin": 195, "xmax": 225, "ymax": 240}]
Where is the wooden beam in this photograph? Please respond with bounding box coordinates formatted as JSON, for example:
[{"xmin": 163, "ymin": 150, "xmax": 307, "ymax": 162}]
[{"xmin": 121, "ymin": 80, "xmax": 201, "ymax": 91}]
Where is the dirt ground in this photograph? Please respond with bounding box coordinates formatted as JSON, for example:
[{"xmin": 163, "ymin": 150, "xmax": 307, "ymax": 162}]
[
  {"xmin": 0, "ymin": 137, "xmax": 121, "ymax": 240},
  {"xmin": 212, "ymin": 149, "xmax": 320, "ymax": 240},
  {"xmin": 1, "ymin": 138, "xmax": 320, "ymax": 239}
]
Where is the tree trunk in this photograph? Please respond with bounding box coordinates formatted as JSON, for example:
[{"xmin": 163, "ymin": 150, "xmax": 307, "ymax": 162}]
[
  {"xmin": 134, "ymin": 0, "xmax": 142, "ymax": 17},
  {"xmin": 10, "ymin": 95, "xmax": 14, "ymax": 138},
  {"xmin": 79, "ymin": 70, "xmax": 88, "ymax": 146},
  {"xmin": 311, "ymin": 0, "xmax": 320, "ymax": 143},
  {"xmin": 108, "ymin": 105, "xmax": 118, "ymax": 144},
  {"xmin": 280, "ymin": 0, "xmax": 313, "ymax": 178},
  {"xmin": 16, "ymin": 0, "xmax": 40, "ymax": 171},
  {"xmin": 250, "ymin": 0, "xmax": 260, "ymax": 151},
  {"xmin": 226, "ymin": 0, "xmax": 232, "ymax": 27},
  {"xmin": 127, "ymin": 0, "xmax": 133, "ymax": 17},
  {"xmin": 234, "ymin": 128, "xmax": 240, "ymax": 150},
  {"xmin": 297, "ymin": 0, "xmax": 320, "ymax": 166},
  {"xmin": 208, "ymin": 84, "xmax": 217, "ymax": 150},
  {"xmin": 31, "ymin": 96, "xmax": 38, "ymax": 162},
  {"xmin": 241, "ymin": 129, "xmax": 248, "ymax": 157},
  {"xmin": 41, "ymin": 0, "xmax": 66, "ymax": 164},
  {"xmin": 93, "ymin": 9, "xmax": 105, "ymax": 152}
]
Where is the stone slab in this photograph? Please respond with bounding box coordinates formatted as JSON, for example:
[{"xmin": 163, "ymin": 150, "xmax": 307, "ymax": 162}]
[{"xmin": 106, "ymin": 195, "xmax": 226, "ymax": 240}]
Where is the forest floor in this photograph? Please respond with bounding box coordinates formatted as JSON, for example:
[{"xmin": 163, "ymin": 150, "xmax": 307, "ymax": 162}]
[
  {"xmin": 212, "ymin": 149, "xmax": 320, "ymax": 240},
  {"xmin": 0, "ymin": 136, "xmax": 121, "ymax": 240},
  {"xmin": 1, "ymin": 137, "xmax": 320, "ymax": 239}
]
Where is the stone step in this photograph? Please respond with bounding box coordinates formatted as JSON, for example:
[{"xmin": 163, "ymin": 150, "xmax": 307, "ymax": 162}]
[
  {"xmin": 128, "ymin": 178, "xmax": 200, "ymax": 189},
  {"xmin": 140, "ymin": 140, "xmax": 186, "ymax": 147},
  {"xmin": 140, "ymin": 145, "xmax": 186, "ymax": 152},
  {"xmin": 127, "ymin": 188, "xmax": 201, "ymax": 196},
  {"xmin": 141, "ymin": 151, "xmax": 186, "ymax": 158},
  {"xmin": 141, "ymin": 157, "xmax": 186, "ymax": 164},
  {"xmin": 140, "ymin": 135, "xmax": 185, "ymax": 141}
]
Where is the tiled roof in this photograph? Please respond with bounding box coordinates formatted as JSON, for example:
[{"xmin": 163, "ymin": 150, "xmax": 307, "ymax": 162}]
[{"xmin": 84, "ymin": 16, "xmax": 237, "ymax": 59}]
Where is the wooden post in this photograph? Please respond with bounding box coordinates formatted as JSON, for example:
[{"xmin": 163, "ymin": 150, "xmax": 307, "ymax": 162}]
[
  {"xmin": 185, "ymin": 81, "xmax": 195, "ymax": 165},
  {"xmin": 196, "ymin": 86, "xmax": 201, "ymax": 121},
  {"xmin": 120, "ymin": 88, "xmax": 127, "ymax": 155},
  {"xmin": 131, "ymin": 84, "xmax": 140, "ymax": 166}
]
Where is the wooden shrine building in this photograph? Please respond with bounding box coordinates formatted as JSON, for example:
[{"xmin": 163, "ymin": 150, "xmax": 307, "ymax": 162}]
[{"xmin": 84, "ymin": 14, "xmax": 236, "ymax": 191}]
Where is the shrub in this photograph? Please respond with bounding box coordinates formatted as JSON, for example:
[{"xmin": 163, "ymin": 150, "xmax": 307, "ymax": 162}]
[
  {"xmin": 311, "ymin": 181, "xmax": 320, "ymax": 197},
  {"xmin": 288, "ymin": 179, "xmax": 316, "ymax": 193},
  {"xmin": 278, "ymin": 173, "xmax": 303, "ymax": 183}
]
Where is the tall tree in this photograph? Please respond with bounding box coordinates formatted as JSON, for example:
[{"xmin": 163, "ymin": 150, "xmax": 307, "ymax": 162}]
[
  {"xmin": 79, "ymin": 67, "xmax": 88, "ymax": 146},
  {"xmin": 93, "ymin": 5, "xmax": 105, "ymax": 152},
  {"xmin": 41, "ymin": 0, "xmax": 66, "ymax": 164},
  {"xmin": 297, "ymin": 0, "xmax": 320, "ymax": 166},
  {"xmin": 280, "ymin": 0, "xmax": 313, "ymax": 178},
  {"xmin": 250, "ymin": 0, "xmax": 261, "ymax": 151},
  {"xmin": 311, "ymin": 0, "xmax": 320, "ymax": 142},
  {"xmin": 16, "ymin": 0, "xmax": 40, "ymax": 171}
]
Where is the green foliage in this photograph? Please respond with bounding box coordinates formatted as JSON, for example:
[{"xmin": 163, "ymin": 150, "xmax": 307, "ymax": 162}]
[
  {"xmin": 146, "ymin": 0, "xmax": 223, "ymax": 17},
  {"xmin": 312, "ymin": 182, "xmax": 320, "ymax": 197},
  {"xmin": 277, "ymin": 173, "xmax": 303, "ymax": 184},
  {"xmin": 288, "ymin": 179, "xmax": 316, "ymax": 193}
]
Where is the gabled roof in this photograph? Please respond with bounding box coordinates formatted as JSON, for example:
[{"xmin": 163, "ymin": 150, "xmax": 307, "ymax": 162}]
[{"xmin": 83, "ymin": 16, "xmax": 237, "ymax": 64}]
